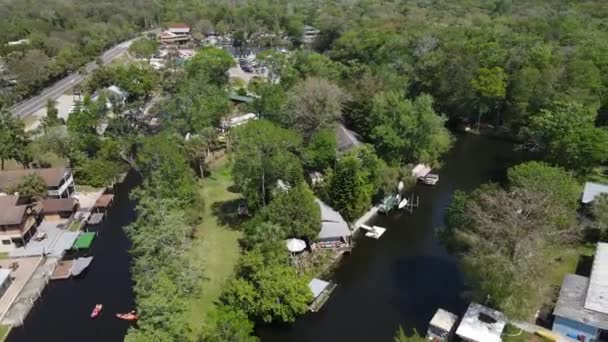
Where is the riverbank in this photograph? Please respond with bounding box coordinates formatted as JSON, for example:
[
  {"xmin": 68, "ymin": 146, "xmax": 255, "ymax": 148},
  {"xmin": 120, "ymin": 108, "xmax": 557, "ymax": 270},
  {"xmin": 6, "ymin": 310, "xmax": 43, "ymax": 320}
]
[
  {"xmin": 185, "ymin": 160, "xmax": 243, "ymax": 338},
  {"xmin": 6, "ymin": 171, "xmax": 138, "ymax": 342}
]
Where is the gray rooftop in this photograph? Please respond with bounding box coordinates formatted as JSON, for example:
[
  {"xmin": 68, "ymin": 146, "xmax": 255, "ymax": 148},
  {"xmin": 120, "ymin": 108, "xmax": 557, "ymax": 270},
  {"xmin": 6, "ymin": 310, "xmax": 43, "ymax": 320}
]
[
  {"xmin": 582, "ymin": 182, "xmax": 608, "ymax": 204},
  {"xmin": 554, "ymin": 274, "xmax": 608, "ymax": 329},
  {"xmin": 430, "ymin": 308, "xmax": 458, "ymax": 332},
  {"xmin": 315, "ymin": 199, "xmax": 351, "ymax": 239},
  {"xmin": 308, "ymin": 278, "xmax": 330, "ymax": 298},
  {"xmin": 585, "ymin": 243, "xmax": 608, "ymax": 314},
  {"xmin": 455, "ymin": 302, "xmax": 506, "ymax": 342},
  {"xmin": 335, "ymin": 124, "xmax": 362, "ymax": 152}
]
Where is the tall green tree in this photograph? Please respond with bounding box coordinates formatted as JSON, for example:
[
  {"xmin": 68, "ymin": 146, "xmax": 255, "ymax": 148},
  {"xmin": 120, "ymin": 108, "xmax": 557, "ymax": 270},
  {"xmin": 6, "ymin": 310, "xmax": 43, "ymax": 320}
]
[
  {"xmin": 232, "ymin": 120, "xmax": 303, "ymax": 208},
  {"xmin": 523, "ymin": 101, "xmax": 608, "ymax": 174},
  {"xmin": 222, "ymin": 242, "xmax": 311, "ymax": 323},
  {"xmin": 470, "ymin": 66, "xmax": 507, "ymax": 130},
  {"xmin": 370, "ymin": 93, "xmax": 451, "ymax": 165},
  {"xmin": 0, "ymin": 109, "xmax": 28, "ymax": 169},
  {"xmin": 264, "ymin": 183, "xmax": 321, "ymax": 241},
  {"xmin": 12, "ymin": 174, "xmax": 47, "ymax": 199},
  {"xmin": 283, "ymin": 77, "xmax": 347, "ymax": 139}
]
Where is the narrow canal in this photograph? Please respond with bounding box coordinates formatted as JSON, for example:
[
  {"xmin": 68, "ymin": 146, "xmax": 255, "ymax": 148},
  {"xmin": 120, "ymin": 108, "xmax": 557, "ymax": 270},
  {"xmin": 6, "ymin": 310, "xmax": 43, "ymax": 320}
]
[
  {"xmin": 5, "ymin": 134, "xmax": 523, "ymax": 342},
  {"xmin": 258, "ymin": 134, "xmax": 526, "ymax": 342},
  {"xmin": 7, "ymin": 172, "xmax": 140, "ymax": 342}
]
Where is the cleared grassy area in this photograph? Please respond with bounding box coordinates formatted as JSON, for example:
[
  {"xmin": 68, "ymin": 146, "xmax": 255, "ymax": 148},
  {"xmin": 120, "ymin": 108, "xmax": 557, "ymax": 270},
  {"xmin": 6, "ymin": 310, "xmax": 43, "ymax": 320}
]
[
  {"xmin": 546, "ymin": 243, "xmax": 595, "ymax": 288},
  {"xmin": 502, "ymin": 324, "xmax": 545, "ymax": 342},
  {"xmin": 0, "ymin": 325, "xmax": 10, "ymax": 341},
  {"xmin": 185, "ymin": 160, "xmax": 243, "ymax": 337}
]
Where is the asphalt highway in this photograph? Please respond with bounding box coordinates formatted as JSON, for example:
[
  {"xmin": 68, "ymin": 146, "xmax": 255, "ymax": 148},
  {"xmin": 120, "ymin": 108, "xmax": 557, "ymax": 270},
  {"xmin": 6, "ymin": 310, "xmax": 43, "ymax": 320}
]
[{"xmin": 9, "ymin": 39, "xmax": 136, "ymax": 118}]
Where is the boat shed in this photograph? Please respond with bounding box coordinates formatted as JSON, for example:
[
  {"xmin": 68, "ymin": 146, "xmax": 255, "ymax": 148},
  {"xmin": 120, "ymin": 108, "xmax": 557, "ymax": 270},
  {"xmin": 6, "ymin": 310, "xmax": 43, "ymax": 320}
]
[
  {"xmin": 552, "ymin": 243, "xmax": 608, "ymax": 341},
  {"xmin": 94, "ymin": 194, "xmax": 114, "ymax": 211},
  {"xmin": 455, "ymin": 302, "xmax": 506, "ymax": 342},
  {"xmin": 72, "ymin": 232, "xmax": 96, "ymax": 250},
  {"xmin": 315, "ymin": 199, "xmax": 351, "ymax": 244},
  {"xmin": 582, "ymin": 182, "xmax": 608, "ymax": 204}
]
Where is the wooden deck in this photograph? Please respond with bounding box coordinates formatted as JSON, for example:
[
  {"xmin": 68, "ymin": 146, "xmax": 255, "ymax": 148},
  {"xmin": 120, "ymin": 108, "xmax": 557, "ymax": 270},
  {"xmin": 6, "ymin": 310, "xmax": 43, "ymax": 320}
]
[{"xmin": 50, "ymin": 260, "xmax": 74, "ymax": 280}]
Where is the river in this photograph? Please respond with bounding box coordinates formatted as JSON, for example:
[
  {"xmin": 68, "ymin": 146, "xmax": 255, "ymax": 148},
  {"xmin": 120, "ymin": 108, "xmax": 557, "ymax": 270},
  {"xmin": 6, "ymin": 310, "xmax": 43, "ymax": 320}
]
[
  {"xmin": 6, "ymin": 134, "xmax": 523, "ymax": 342},
  {"xmin": 257, "ymin": 134, "xmax": 526, "ymax": 342},
  {"xmin": 6, "ymin": 172, "xmax": 140, "ymax": 342}
]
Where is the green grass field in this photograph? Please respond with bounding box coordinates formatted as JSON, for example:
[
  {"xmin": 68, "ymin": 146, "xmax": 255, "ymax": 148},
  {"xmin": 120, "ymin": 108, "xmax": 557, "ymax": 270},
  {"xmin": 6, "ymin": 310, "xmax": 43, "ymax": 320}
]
[
  {"xmin": 185, "ymin": 160, "xmax": 243, "ymax": 337},
  {"xmin": 0, "ymin": 325, "xmax": 10, "ymax": 341}
]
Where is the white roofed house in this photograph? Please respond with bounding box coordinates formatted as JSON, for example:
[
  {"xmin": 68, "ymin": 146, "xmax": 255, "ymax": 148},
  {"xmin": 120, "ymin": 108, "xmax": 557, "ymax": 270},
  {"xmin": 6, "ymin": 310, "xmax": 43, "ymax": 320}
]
[
  {"xmin": 315, "ymin": 199, "xmax": 351, "ymax": 248},
  {"xmin": 552, "ymin": 243, "xmax": 608, "ymax": 342},
  {"xmin": 455, "ymin": 302, "xmax": 507, "ymax": 342}
]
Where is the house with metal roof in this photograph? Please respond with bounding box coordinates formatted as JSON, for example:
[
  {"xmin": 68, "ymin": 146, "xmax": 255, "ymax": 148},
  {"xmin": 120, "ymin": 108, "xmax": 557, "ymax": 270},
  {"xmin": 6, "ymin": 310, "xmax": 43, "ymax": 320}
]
[
  {"xmin": 315, "ymin": 199, "xmax": 351, "ymax": 247},
  {"xmin": 455, "ymin": 302, "xmax": 507, "ymax": 342},
  {"xmin": 552, "ymin": 243, "xmax": 608, "ymax": 342}
]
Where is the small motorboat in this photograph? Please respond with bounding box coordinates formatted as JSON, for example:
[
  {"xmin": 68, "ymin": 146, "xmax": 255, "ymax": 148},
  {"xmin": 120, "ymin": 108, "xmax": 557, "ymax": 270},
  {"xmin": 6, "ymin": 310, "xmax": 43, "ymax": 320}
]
[
  {"xmin": 116, "ymin": 311, "xmax": 138, "ymax": 321},
  {"xmin": 91, "ymin": 304, "xmax": 103, "ymax": 318}
]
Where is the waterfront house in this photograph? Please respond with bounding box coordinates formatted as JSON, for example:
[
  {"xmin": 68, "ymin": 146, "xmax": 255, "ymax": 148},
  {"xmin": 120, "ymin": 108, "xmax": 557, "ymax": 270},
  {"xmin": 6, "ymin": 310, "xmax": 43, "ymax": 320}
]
[
  {"xmin": 0, "ymin": 168, "xmax": 75, "ymax": 198},
  {"xmin": 302, "ymin": 25, "xmax": 320, "ymax": 44},
  {"xmin": 41, "ymin": 198, "xmax": 78, "ymax": 222},
  {"xmin": 582, "ymin": 182, "xmax": 608, "ymax": 205},
  {"xmin": 0, "ymin": 195, "xmax": 42, "ymax": 253},
  {"xmin": 315, "ymin": 199, "xmax": 351, "ymax": 248},
  {"xmin": 552, "ymin": 243, "xmax": 608, "ymax": 342},
  {"xmin": 455, "ymin": 302, "xmax": 507, "ymax": 342}
]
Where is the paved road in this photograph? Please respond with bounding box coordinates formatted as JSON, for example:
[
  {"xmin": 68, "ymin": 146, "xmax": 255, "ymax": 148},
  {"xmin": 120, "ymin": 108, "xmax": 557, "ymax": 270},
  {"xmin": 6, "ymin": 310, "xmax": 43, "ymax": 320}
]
[{"xmin": 9, "ymin": 39, "xmax": 137, "ymax": 118}]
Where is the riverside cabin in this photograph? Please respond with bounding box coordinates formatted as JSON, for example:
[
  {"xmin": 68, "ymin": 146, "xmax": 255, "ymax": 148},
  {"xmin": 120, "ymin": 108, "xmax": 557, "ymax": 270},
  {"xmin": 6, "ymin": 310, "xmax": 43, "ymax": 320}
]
[
  {"xmin": 552, "ymin": 243, "xmax": 608, "ymax": 342},
  {"xmin": 315, "ymin": 199, "xmax": 351, "ymax": 248}
]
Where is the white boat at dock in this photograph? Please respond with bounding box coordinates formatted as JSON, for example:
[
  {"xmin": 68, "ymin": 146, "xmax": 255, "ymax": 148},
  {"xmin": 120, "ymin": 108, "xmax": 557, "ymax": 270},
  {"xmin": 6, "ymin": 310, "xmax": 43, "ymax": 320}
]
[{"xmin": 398, "ymin": 198, "xmax": 408, "ymax": 209}]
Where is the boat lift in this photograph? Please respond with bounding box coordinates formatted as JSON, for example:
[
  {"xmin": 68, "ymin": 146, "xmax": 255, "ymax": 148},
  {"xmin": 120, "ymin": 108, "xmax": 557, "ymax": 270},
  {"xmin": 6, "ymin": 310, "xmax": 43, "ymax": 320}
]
[
  {"xmin": 360, "ymin": 224, "xmax": 386, "ymax": 239},
  {"xmin": 398, "ymin": 193, "xmax": 420, "ymax": 213}
]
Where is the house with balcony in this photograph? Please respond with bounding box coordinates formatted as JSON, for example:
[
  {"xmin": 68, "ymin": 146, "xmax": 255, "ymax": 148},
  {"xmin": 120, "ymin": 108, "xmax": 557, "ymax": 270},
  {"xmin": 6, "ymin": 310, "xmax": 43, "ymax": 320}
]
[
  {"xmin": 158, "ymin": 23, "xmax": 192, "ymax": 44},
  {"xmin": 0, "ymin": 168, "xmax": 75, "ymax": 198},
  {"xmin": 0, "ymin": 195, "xmax": 42, "ymax": 253}
]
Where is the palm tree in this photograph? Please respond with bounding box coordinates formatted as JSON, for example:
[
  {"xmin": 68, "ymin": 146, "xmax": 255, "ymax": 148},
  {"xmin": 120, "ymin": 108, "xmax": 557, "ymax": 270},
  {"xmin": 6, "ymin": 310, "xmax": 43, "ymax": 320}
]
[{"xmin": 185, "ymin": 127, "xmax": 217, "ymax": 177}]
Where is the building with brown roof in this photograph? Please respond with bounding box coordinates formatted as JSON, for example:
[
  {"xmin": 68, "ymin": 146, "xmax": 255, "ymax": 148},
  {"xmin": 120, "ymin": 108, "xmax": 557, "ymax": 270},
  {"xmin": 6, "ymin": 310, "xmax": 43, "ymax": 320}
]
[
  {"xmin": 0, "ymin": 168, "xmax": 74, "ymax": 198},
  {"xmin": 41, "ymin": 198, "xmax": 78, "ymax": 222},
  {"xmin": 0, "ymin": 196, "xmax": 41, "ymax": 253},
  {"xmin": 158, "ymin": 23, "xmax": 191, "ymax": 44}
]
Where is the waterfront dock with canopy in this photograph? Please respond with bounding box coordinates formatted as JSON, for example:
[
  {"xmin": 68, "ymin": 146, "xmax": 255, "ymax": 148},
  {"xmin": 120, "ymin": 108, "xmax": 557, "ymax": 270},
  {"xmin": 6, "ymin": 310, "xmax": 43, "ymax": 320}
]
[
  {"xmin": 94, "ymin": 194, "xmax": 114, "ymax": 212},
  {"xmin": 308, "ymin": 278, "xmax": 337, "ymax": 312},
  {"xmin": 72, "ymin": 232, "xmax": 96, "ymax": 250}
]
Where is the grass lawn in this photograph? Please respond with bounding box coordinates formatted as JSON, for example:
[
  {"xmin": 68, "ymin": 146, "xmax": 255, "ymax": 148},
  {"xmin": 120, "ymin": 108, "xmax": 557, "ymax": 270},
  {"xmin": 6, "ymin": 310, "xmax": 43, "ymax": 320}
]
[
  {"xmin": 545, "ymin": 243, "xmax": 596, "ymax": 288},
  {"xmin": 502, "ymin": 324, "xmax": 546, "ymax": 342},
  {"xmin": 185, "ymin": 159, "xmax": 243, "ymax": 337},
  {"xmin": 0, "ymin": 325, "xmax": 10, "ymax": 341}
]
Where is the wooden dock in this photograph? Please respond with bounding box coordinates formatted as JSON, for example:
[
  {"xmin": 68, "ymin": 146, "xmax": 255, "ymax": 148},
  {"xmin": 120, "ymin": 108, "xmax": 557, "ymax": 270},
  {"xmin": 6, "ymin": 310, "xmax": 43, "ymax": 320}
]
[{"xmin": 50, "ymin": 260, "xmax": 74, "ymax": 280}]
